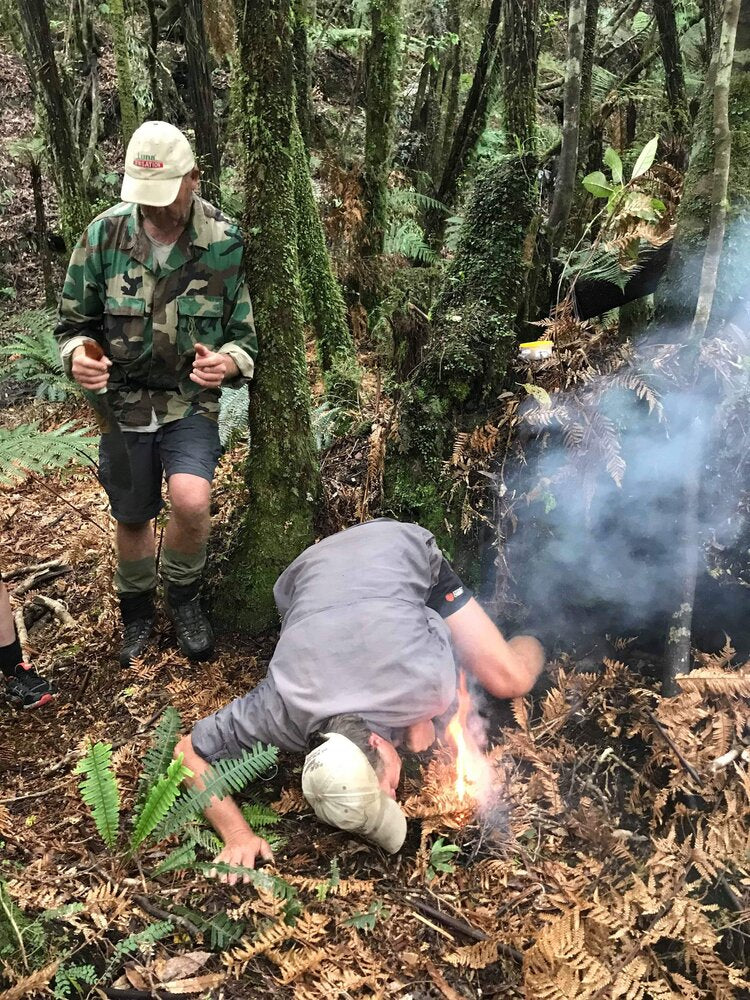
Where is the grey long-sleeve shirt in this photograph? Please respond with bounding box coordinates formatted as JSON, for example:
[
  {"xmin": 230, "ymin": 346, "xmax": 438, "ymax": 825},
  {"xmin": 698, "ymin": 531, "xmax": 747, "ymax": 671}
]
[{"xmin": 191, "ymin": 520, "xmax": 461, "ymax": 762}]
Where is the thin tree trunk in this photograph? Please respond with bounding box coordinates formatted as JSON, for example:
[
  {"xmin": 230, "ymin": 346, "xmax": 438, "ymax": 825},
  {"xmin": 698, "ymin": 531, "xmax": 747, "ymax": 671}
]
[
  {"xmin": 219, "ymin": 0, "xmax": 319, "ymax": 633},
  {"xmin": 426, "ymin": 0, "xmax": 503, "ymax": 245},
  {"xmin": 663, "ymin": 0, "xmax": 741, "ymax": 695},
  {"xmin": 29, "ymin": 159, "xmax": 54, "ymax": 306},
  {"xmin": 17, "ymin": 0, "xmax": 91, "ymax": 248},
  {"xmin": 292, "ymin": 119, "xmax": 360, "ymax": 404},
  {"xmin": 547, "ymin": 0, "xmax": 587, "ymax": 244},
  {"xmin": 109, "ymin": 0, "xmax": 137, "ymax": 146},
  {"xmin": 182, "ymin": 0, "xmax": 221, "ymax": 206},
  {"xmin": 293, "ymin": 0, "xmax": 315, "ymax": 148},
  {"xmin": 579, "ymin": 0, "xmax": 600, "ymax": 161},
  {"xmin": 360, "ymin": 0, "xmax": 401, "ymax": 258},
  {"xmin": 653, "ymin": 0, "xmax": 690, "ymax": 138},
  {"xmin": 501, "ymin": 0, "xmax": 540, "ymax": 152},
  {"xmin": 435, "ymin": 0, "xmax": 461, "ymax": 182},
  {"xmin": 146, "ymin": 0, "xmax": 164, "ymax": 119}
]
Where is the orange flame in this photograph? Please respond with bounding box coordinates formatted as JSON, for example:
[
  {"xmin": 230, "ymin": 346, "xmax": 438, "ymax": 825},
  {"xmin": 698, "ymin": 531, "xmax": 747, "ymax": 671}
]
[{"xmin": 446, "ymin": 672, "xmax": 492, "ymax": 805}]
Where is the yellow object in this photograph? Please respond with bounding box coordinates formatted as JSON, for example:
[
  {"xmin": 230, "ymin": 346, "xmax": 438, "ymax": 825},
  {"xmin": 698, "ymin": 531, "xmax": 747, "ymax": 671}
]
[{"xmin": 519, "ymin": 340, "xmax": 553, "ymax": 360}]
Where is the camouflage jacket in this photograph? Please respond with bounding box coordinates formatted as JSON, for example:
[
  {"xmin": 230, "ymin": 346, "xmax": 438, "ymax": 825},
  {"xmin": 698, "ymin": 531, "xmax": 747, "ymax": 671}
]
[{"xmin": 55, "ymin": 196, "xmax": 258, "ymax": 427}]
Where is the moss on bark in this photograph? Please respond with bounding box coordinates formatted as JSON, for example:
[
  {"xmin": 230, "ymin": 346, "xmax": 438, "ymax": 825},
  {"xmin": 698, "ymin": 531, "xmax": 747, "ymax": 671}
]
[
  {"xmin": 109, "ymin": 0, "xmax": 137, "ymax": 147},
  {"xmin": 217, "ymin": 0, "xmax": 319, "ymax": 633},
  {"xmin": 384, "ymin": 154, "xmax": 538, "ymax": 546},
  {"xmin": 291, "ymin": 122, "xmax": 360, "ymax": 405}
]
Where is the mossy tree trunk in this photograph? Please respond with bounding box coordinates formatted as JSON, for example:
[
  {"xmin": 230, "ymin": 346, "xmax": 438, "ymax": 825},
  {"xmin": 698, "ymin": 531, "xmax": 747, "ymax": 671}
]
[
  {"xmin": 291, "ymin": 120, "xmax": 360, "ymax": 404},
  {"xmin": 425, "ymin": 0, "xmax": 503, "ymax": 246},
  {"xmin": 17, "ymin": 0, "xmax": 92, "ymax": 248},
  {"xmin": 547, "ymin": 0, "xmax": 587, "ymax": 246},
  {"xmin": 654, "ymin": 0, "xmax": 690, "ymax": 139},
  {"xmin": 434, "ymin": 0, "xmax": 461, "ymax": 183},
  {"xmin": 145, "ymin": 0, "xmax": 164, "ymax": 119},
  {"xmin": 359, "ymin": 0, "xmax": 401, "ymax": 259},
  {"xmin": 578, "ymin": 0, "xmax": 600, "ymax": 167},
  {"xmin": 217, "ymin": 0, "xmax": 319, "ymax": 633},
  {"xmin": 182, "ymin": 0, "xmax": 222, "ymax": 206},
  {"xmin": 293, "ymin": 0, "xmax": 315, "ymax": 148},
  {"xmin": 384, "ymin": 155, "xmax": 538, "ymax": 555},
  {"xmin": 109, "ymin": 0, "xmax": 138, "ymax": 147},
  {"xmin": 501, "ymin": 0, "xmax": 539, "ymax": 152}
]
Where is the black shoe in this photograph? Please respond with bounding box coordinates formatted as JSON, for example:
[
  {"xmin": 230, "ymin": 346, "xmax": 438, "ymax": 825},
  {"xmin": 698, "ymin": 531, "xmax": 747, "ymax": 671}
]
[
  {"xmin": 119, "ymin": 591, "xmax": 155, "ymax": 668},
  {"xmin": 5, "ymin": 663, "xmax": 56, "ymax": 709},
  {"xmin": 165, "ymin": 581, "xmax": 214, "ymax": 662}
]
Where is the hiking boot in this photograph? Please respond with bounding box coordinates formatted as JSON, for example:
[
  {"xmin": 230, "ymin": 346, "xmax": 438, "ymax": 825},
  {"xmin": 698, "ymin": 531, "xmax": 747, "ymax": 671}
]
[
  {"xmin": 119, "ymin": 591, "xmax": 155, "ymax": 668},
  {"xmin": 5, "ymin": 664, "xmax": 56, "ymax": 709},
  {"xmin": 165, "ymin": 580, "xmax": 214, "ymax": 662}
]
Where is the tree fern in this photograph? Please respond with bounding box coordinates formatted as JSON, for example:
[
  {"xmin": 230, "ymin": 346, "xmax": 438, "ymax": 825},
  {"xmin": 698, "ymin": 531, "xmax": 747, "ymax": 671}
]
[
  {"xmin": 384, "ymin": 220, "xmax": 437, "ymax": 263},
  {"xmin": 218, "ymin": 385, "xmax": 249, "ymax": 447},
  {"xmin": 74, "ymin": 742, "xmax": 120, "ymax": 849},
  {"xmin": 0, "ymin": 422, "xmax": 95, "ymax": 484},
  {"xmin": 389, "ymin": 188, "xmax": 448, "ymax": 215},
  {"xmin": 156, "ymin": 744, "xmax": 279, "ymax": 839},
  {"xmin": 129, "ymin": 755, "xmax": 192, "ymax": 855},
  {"xmin": 136, "ymin": 706, "xmax": 182, "ymax": 806},
  {"xmin": 0, "ymin": 309, "xmax": 77, "ymax": 401}
]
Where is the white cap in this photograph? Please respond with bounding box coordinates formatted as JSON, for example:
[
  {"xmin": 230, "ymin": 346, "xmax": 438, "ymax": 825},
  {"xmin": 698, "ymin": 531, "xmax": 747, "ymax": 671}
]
[
  {"xmin": 302, "ymin": 733, "xmax": 407, "ymax": 854},
  {"xmin": 121, "ymin": 121, "xmax": 196, "ymax": 207}
]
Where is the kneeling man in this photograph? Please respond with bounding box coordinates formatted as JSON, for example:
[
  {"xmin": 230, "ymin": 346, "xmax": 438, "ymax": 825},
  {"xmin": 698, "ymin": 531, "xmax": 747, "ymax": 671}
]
[{"xmin": 176, "ymin": 519, "xmax": 543, "ymax": 872}]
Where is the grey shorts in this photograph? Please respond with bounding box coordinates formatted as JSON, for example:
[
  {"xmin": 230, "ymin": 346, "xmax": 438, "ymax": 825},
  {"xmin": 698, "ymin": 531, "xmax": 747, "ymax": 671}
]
[{"xmin": 99, "ymin": 413, "xmax": 222, "ymax": 524}]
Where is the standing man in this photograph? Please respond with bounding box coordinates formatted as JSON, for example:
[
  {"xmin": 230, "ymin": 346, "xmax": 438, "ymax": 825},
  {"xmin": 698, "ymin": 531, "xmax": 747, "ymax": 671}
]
[{"xmin": 56, "ymin": 121, "xmax": 257, "ymax": 666}]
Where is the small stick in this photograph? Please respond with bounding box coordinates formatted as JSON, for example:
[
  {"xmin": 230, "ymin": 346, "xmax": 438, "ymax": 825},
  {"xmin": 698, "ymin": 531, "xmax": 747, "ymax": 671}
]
[
  {"xmin": 404, "ymin": 895, "xmax": 525, "ymax": 961},
  {"xmin": 15, "ymin": 566, "xmax": 71, "ymax": 596},
  {"xmin": 644, "ymin": 709, "xmax": 703, "ymax": 785},
  {"xmin": 133, "ymin": 894, "xmax": 202, "ymax": 938},
  {"xmin": 102, "ymin": 989, "xmax": 194, "ymax": 1000},
  {"xmin": 410, "ymin": 911, "xmax": 455, "ymax": 942},
  {"xmin": 4, "ymin": 561, "xmax": 63, "ymax": 581},
  {"xmin": 13, "ymin": 607, "xmax": 29, "ymax": 659},
  {"xmin": 31, "ymin": 595, "xmax": 76, "ymax": 628},
  {"xmin": 0, "ymin": 782, "xmax": 65, "ymax": 805}
]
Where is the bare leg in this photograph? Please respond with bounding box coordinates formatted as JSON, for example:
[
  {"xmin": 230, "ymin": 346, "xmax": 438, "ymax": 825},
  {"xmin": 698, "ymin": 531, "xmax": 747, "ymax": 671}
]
[
  {"xmin": 0, "ymin": 582, "xmax": 15, "ymax": 646},
  {"xmin": 116, "ymin": 521, "xmax": 154, "ymax": 564},
  {"xmin": 164, "ymin": 474, "xmax": 211, "ymax": 556}
]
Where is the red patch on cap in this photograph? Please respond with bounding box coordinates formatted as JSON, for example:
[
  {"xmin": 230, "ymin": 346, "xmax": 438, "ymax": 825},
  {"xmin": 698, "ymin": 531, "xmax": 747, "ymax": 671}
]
[
  {"xmin": 445, "ymin": 592, "xmax": 455, "ymax": 602},
  {"xmin": 133, "ymin": 158, "xmax": 164, "ymax": 168}
]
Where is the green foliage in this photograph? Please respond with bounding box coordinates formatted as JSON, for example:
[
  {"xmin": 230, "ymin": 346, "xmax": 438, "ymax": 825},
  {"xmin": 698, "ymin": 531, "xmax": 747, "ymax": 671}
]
[
  {"xmin": 156, "ymin": 744, "xmax": 279, "ymax": 839},
  {"xmin": 52, "ymin": 964, "xmax": 98, "ymax": 1000},
  {"xmin": 0, "ymin": 422, "xmax": 95, "ymax": 485},
  {"xmin": 104, "ymin": 920, "xmax": 173, "ymax": 979},
  {"xmin": 343, "ymin": 900, "xmax": 390, "ymax": 932},
  {"xmin": 152, "ymin": 843, "xmax": 197, "ymax": 877},
  {"xmin": 582, "ymin": 137, "xmax": 661, "ymax": 215},
  {"xmin": 312, "ymin": 401, "xmax": 346, "ymax": 450},
  {"xmin": 384, "ymin": 219, "xmax": 437, "ymax": 263},
  {"xmin": 129, "ymin": 755, "xmax": 192, "ymax": 855},
  {"xmin": 316, "ymin": 857, "xmax": 340, "ymax": 901},
  {"xmin": 426, "ymin": 837, "xmax": 460, "ymax": 881},
  {"xmin": 218, "ymin": 385, "xmax": 249, "ymax": 448},
  {"xmin": 194, "ymin": 862, "xmax": 300, "ymax": 922},
  {"xmin": 171, "ymin": 906, "xmax": 245, "ymax": 949},
  {"xmin": 75, "ymin": 742, "xmax": 121, "ymax": 849},
  {"xmin": 136, "ymin": 706, "xmax": 183, "ymax": 806},
  {"xmin": 0, "ymin": 309, "xmax": 77, "ymax": 401}
]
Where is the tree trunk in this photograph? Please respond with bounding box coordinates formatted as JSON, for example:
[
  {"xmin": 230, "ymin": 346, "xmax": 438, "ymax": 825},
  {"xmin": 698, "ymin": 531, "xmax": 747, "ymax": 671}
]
[
  {"xmin": 661, "ymin": 0, "xmax": 743, "ymax": 695},
  {"xmin": 653, "ymin": 0, "xmax": 690, "ymax": 138},
  {"xmin": 145, "ymin": 0, "xmax": 164, "ymax": 119},
  {"xmin": 435, "ymin": 0, "xmax": 461, "ymax": 182},
  {"xmin": 579, "ymin": 0, "xmax": 600, "ymax": 164},
  {"xmin": 17, "ymin": 0, "xmax": 91, "ymax": 248},
  {"xmin": 359, "ymin": 0, "xmax": 401, "ymax": 259},
  {"xmin": 292, "ymin": 119, "xmax": 360, "ymax": 404},
  {"xmin": 547, "ymin": 0, "xmax": 587, "ymax": 244},
  {"xmin": 218, "ymin": 0, "xmax": 319, "ymax": 633},
  {"xmin": 385, "ymin": 155, "xmax": 538, "ymax": 548},
  {"xmin": 501, "ymin": 0, "xmax": 540, "ymax": 152},
  {"xmin": 109, "ymin": 0, "xmax": 137, "ymax": 147},
  {"xmin": 293, "ymin": 0, "xmax": 315, "ymax": 148},
  {"xmin": 406, "ymin": 0, "xmax": 444, "ymax": 173},
  {"xmin": 702, "ymin": 0, "xmax": 722, "ymax": 54},
  {"xmin": 425, "ymin": 0, "xmax": 503, "ymax": 245},
  {"xmin": 29, "ymin": 158, "xmax": 54, "ymax": 306},
  {"xmin": 182, "ymin": 0, "xmax": 221, "ymax": 206}
]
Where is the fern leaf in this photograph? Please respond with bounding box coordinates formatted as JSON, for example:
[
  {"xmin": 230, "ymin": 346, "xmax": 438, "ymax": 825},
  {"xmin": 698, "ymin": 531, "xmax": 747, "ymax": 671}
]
[
  {"xmin": 0, "ymin": 309, "xmax": 77, "ymax": 402},
  {"xmin": 240, "ymin": 803, "xmax": 282, "ymax": 830},
  {"xmin": 105, "ymin": 920, "xmax": 173, "ymax": 979},
  {"xmin": 0, "ymin": 422, "xmax": 95, "ymax": 484},
  {"xmin": 156, "ymin": 743, "xmax": 279, "ymax": 839},
  {"xmin": 136, "ymin": 706, "xmax": 183, "ymax": 805},
  {"xmin": 75, "ymin": 742, "xmax": 121, "ymax": 849},
  {"xmin": 129, "ymin": 754, "xmax": 192, "ymax": 854},
  {"xmin": 152, "ymin": 843, "xmax": 197, "ymax": 877},
  {"xmin": 184, "ymin": 823, "xmax": 224, "ymax": 855}
]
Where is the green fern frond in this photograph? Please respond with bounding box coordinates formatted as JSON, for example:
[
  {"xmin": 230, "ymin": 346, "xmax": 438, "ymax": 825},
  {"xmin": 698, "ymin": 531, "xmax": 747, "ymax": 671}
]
[
  {"xmin": 0, "ymin": 422, "xmax": 95, "ymax": 484},
  {"xmin": 152, "ymin": 843, "xmax": 197, "ymax": 877},
  {"xmin": 389, "ymin": 188, "xmax": 448, "ymax": 214},
  {"xmin": 136, "ymin": 706, "xmax": 183, "ymax": 806},
  {"xmin": 52, "ymin": 964, "xmax": 98, "ymax": 1000},
  {"xmin": 218, "ymin": 385, "xmax": 249, "ymax": 447},
  {"xmin": 170, "ymin": 907, "xmax": 245, "ymax": 949},
  {"xmin": 0, "ymin": 309, "xmax": 77, "ymax": 402},
  {"xmin": 185, "ymin": 822, "xmax": 224, "ymax": 855},
  {"xmin": 194, "ymin": 862, "xmax": 299, "ymax": 920},
  {"xmin": 75, "ymin": 741, "xmax": 121, "ymax": 849},
  {"xmin": 105, "ymin": 920, "xmax": 173, "ymax": 980},
  {"xmin": 240, "ymin": 803, "xmax": 282, "ymax": 830},
  {"xmin": 384, "ymin": 221, "xmax": 437, "ymax": 263},
  {"xmin": 156, "ymin": 743, "xmax": 279, "ymax": 839},
  {"xmin": 129, "ymin": 754, "xmax": 192, "ymax": 854}
]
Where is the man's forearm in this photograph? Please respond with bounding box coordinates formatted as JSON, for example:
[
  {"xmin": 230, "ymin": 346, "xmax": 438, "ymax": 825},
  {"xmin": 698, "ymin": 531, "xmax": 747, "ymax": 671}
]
[{"xmin": 175, "ymin": 734, "xmax": 255, "ymax": 844}]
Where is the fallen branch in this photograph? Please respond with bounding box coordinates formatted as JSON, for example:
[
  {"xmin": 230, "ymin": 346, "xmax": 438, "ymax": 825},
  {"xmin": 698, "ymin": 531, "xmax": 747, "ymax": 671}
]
[
  {"xmin": 132, "ymin": 894, "xmax": 202, "ymax": 938},
  {"xmin": 15, "ymin": 566, "xmax": 71, "ymax": 596},
  {"xmin": 3, "ymin": 561, "xmax": 63, "ymax": 581},
  {"xmin": 12, "ymin": 608, "xmax": 28, "ymax": 659},
  {"xmin": 401, "ymin": 895, "xmax": 524, "ymax": 962},
  {"xmin": 644, "ymin": 709, "xmax": 702, "ymax": 785},
  {"xmin": 31, "ymin": 595, "xmax": 75, "ymax": 628}
]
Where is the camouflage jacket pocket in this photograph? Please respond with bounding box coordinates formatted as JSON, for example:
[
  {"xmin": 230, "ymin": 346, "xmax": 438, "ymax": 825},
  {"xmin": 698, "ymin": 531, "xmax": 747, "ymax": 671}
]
[
  {"xmin": 176, "ymin": 294, "xmax": 224, "ymax": 355},
  {"xmin": 104, "ymin": 295, "xmax": 147, "ymax": 362}
]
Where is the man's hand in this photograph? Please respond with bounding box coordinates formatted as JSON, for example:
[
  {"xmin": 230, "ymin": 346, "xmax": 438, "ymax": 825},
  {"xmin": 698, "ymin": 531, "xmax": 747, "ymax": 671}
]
[
  {"xmin": 71, "ymin": 343, "xmax": 112, "ymax": 390},
  {"xmin": 190, "ymin": 342, "xmax": 238, "ymax": 388},
  {"xmin": 405, "ymin": 719, "xmax": 435, "ymax": 752},
  {"xmin": 211, "ymin": 835, "xmax": 274, "ymax": 885}
]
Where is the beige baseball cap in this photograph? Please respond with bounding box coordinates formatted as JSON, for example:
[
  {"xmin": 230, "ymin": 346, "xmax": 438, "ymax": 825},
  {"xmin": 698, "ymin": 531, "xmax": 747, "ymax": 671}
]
[
  {"xmin": 121, "ymin": 121, "xmax": 196, "ymax": 207},
  {"xmin": 302, "ymin": 733, "xmax": 407, "ymax": 854}
]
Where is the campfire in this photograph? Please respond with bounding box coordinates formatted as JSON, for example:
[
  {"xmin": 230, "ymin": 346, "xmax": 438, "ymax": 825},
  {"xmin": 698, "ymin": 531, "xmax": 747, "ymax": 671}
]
[{"xmin": 445, "ymin": 672, "xmax": 495, "ymax": 811}]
